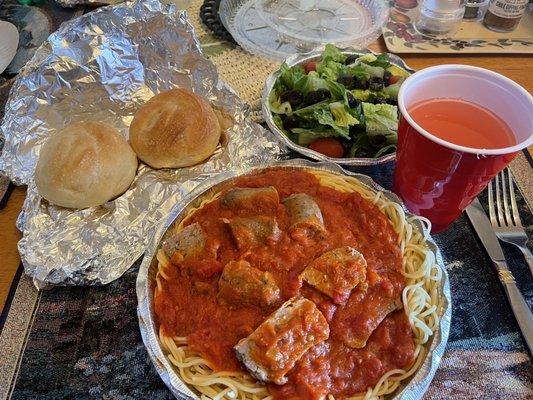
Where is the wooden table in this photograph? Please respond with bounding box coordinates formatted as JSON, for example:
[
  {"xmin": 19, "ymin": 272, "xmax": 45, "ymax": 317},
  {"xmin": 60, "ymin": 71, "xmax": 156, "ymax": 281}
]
[{"xmin": 1, "ymin": 38, "xmax": 532, "ymax": 314}]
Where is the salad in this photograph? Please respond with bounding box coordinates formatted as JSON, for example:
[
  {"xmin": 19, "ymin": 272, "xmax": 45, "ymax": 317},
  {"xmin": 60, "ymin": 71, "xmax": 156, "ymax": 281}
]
[{"xmin": 269, "ymin": 45, "xmax": 410, "ymax": 159}]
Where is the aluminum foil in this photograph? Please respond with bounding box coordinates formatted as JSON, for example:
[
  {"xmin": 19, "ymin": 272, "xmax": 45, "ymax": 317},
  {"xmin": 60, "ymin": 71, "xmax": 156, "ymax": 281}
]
[
  {"xmin": 262, "ymin": 48, "xmax": 415, "ymax": 166},
  {"xmin": 137, "ymin": 159, "xmax": 452, "ymax": 400},
  {"xmin": 0, "ymin": 0, "xmax": 286, "ymax": 289}
]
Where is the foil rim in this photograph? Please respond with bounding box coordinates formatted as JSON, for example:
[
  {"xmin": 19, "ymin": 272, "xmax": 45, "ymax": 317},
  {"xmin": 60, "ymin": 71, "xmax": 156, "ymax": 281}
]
[
  {"xmin": 136, "ymin": 158, "xmax": 451, "ymax": 400},
  {"xmin": 261, "ymin": 47, "xmax": 415, "ymax": 166}
]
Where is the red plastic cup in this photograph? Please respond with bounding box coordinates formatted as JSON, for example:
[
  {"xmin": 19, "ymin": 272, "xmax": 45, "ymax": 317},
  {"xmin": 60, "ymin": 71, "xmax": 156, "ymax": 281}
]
[{"xmin": 394, "ymin": 65, "xmax": 533, "ymax": 233}]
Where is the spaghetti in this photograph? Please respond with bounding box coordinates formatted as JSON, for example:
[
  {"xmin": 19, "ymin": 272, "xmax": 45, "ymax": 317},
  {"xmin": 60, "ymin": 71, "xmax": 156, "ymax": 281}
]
[{"xmin": 154, "ymin": 168, "xmax": 443, "ymax": 400}]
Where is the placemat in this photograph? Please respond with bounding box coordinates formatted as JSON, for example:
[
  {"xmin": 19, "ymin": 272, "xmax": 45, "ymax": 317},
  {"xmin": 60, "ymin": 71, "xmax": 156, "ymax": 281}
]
[
  {"xmin": 1, "ymin": 160, "xmax": 532, "ymax": 399},
  {"xmin": 187, "ymin": 0, "xmax": 279, "ymax": 122}
]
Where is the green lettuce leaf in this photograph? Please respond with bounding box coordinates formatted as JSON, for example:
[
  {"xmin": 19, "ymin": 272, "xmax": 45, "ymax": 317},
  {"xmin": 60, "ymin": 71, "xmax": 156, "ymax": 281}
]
[
  {"xmin": 354, "ymin": 53, "xmax": 377, "ymax": 64},
  {"xmin": 345, "ymin": 65, "xmax": 371, "ymax": 81},
  {"xmin": 366, "ymin": 53, "xmax": 391, "ymax": 69},
  {"xmin": 269, "ymin": 90, "xmax": 293, "ymax": 115},
  {"xmin": 387, "ymin": 64, "xmax": 410, "ymax": 78},
  {"xmin": 359, "ymin": 63, "xmax": 385, "ymax": 78},
  {"xmin": 321, "ymin": 44, "xmax": 347, "ymax": 64},
  {"xmin": 317, "ymin": 60, "xmax": 345, "ymax": 81},
  {"xmin": 351, "ymin": 89, "xmax": 372, "ymax": 101},
  {"xmin": 278, "ymin": 62, "xmax": 306, "ymax": 89},
  {"xmin": 292, "ymin": 127, "xmax": 337, "ymax": 146},
  {"xmin": 383, "ymin": 82, "xmax": 402, "ymax": 99},
  {"xmin": 329, "ymin": 102, "xmax": 359, "ymax": 127},
  {"xmin": 294, "ymin": 102, "xmax": 350, "ymax": 138},
  {"xmin": 362, "ymin": 102, "xmax": 398, "ymax": 140},
  {"xmin": 294, "ymin": 71, "xmax": 329, "ymax": 96}
]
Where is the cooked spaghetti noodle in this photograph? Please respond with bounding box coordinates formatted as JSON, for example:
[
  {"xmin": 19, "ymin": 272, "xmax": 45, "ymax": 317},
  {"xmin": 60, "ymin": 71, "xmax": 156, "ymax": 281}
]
[{"xmin": 154, "ymin": 168, "xmax": 443, "ymax": 400}]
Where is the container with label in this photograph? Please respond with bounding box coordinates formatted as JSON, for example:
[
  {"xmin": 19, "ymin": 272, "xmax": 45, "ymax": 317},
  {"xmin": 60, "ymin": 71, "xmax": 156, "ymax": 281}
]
[{"xmin": 483, "ymin": 0, "xmax": 528, "ymax": 31}]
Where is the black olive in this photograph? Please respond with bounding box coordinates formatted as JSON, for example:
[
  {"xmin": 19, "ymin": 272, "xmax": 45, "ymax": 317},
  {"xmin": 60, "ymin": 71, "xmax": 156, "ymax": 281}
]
[
  {"xmin": 339, "ymin": 137, "xmax": 352, "ymax": 151},
  {"xmin": 357, "ymin": 148, "xmax": 372, "ymax": 158},
  {"xmin": 369, "ymin": 135, "xmax": 387, "ymax": 147},
  {"xmin": 280, "ymin": 90, "xmax": 303, "ymax": 106},
  {"xmin": 304, "ymin": 89, "xmax": 331, "ymax": 105},
  {"xmin": 346, "ymin": 92, "xmax": 360, "ymax": 109},
  {"xmin": 373, "ymin": 97, "xmax": 388, "ymax": 104},
  {"xmin": 383, "ymin": 70, "xmax": 392, "ymax": 86},
  {"xmin": 282, "ymin": 117, "xmax": 299, "ymax": 131},
  {"xmin": 349, "ymin": 124, "xmax": 365, "ymax": 136},
  {"xmin": 369, "ymin": 77, "xmax": 384, "ymax": 91},
  {"xmin": 386, "ymin": 98, "xmax": 398, "ymax": 106},
  {"xmin": 353, "ymin": 78, "xmax": 369, "ymax": 90},
  {"xmin": 344, "ymin": 55, "xmax": 358, "ymax": 65},
  {"xmin": 337, "ymin": 73, "xmax": 355, "ymax": 89}
]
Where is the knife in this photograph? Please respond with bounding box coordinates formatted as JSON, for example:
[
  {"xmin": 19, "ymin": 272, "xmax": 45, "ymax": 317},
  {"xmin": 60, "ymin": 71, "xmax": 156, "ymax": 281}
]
[{"xmin": 466, "ymin": 198, "xmax": 533, "ymax": 353}]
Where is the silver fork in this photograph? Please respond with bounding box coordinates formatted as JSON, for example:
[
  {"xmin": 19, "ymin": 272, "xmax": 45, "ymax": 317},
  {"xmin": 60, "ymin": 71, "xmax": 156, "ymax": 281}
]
[{"xmin": 488, "ymin": 168, "xmax": 533, "ymax": 276}]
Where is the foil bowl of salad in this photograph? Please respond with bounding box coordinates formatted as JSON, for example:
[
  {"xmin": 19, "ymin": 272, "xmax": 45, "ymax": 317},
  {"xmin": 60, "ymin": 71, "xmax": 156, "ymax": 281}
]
[{"xmin": 262, "ymin": 45, "xmax": 414, "ymax": 166}]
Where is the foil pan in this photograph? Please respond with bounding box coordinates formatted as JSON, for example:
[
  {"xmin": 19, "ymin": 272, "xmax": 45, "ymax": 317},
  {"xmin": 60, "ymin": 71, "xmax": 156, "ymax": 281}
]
[
  {"xmin": 262, "ymin": 48, "xmax": 415, "ymax": 166},
  {"xmin": 0, "ymin": 0, "xmax": 286, "ymax": 288},
  {"xmin": 136, "ymin": 159, "xmax": 452, "ymax": 400}
]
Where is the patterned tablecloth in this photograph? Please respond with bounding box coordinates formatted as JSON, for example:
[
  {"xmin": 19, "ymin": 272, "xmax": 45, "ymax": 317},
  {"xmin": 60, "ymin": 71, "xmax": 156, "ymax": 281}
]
[{"xmin": 0, "ymin": 1, "xmax": 532, "ymax": 400}]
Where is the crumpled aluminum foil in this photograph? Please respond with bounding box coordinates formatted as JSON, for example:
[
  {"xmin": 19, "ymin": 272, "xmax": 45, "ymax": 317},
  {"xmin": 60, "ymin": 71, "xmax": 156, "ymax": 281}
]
[
  {"xmin": 136, "ymin": 159, "xmax": 452, "ymax": 400},
  {"xmin": 0, "ymin": 0, "xmax": 286, "ymax": 289}
]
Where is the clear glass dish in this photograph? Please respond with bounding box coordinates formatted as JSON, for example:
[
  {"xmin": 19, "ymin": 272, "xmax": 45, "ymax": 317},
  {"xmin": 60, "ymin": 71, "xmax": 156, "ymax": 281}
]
[{"xmin": 255, "ymin": 0, "xmax": 390, "ymax": 50}]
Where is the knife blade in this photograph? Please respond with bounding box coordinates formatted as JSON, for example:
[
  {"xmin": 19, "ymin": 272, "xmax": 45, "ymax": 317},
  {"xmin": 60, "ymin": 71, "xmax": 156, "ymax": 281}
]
[
  {"xmin": 466, "ymin": 197, "xmax": 533, "ymax": 353},
  {"xmin": 465, "ymin": 198, "xmax": 505, "ymax": 262}
]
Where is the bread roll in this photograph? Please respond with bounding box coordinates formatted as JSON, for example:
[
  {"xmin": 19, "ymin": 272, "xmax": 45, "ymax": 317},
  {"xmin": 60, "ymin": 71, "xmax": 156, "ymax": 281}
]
[
  {"xmin": 129, "ymin": 89, "xmax": 221, "ymax": 169},
  {"xmin": 35, "ymin": 121, "xmax": 138, "ymax": 209}
]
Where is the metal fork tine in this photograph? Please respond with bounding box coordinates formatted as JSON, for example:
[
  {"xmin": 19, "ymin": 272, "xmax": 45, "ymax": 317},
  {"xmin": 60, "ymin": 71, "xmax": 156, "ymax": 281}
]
[
  {"xmin": 488, "ymin": 180, "xmax": 497, "ymax": 226},
  {"xmin": 495, "ymin": 173, "xmax": 506, "ymax": 227},
  {"xmin": 508, "ymin": 169, "xmax": 522, "ymax": 227},
  {"xmin": 501, "ymin": 170, "xmax": 512, "ymax": 226}
]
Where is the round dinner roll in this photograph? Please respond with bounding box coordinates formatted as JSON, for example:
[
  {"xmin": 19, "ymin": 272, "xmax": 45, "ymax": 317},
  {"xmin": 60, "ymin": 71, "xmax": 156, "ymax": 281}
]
[
  {"xmin": 35, "ymin": 121, "xmax": 138, "ymax": 209},
  {"xmin": 129, "ymin": 89, "xmax": 221, "ymax": 169}
]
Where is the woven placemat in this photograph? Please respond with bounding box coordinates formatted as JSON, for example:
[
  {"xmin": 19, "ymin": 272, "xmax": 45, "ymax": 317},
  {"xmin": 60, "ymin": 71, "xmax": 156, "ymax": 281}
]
[{"xmin": 187, "ymin": 0, "xmax": 279, "ymax": 122}]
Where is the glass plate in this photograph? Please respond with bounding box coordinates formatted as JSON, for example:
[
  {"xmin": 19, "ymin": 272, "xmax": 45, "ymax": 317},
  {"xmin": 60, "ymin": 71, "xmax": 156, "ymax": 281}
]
[
  {"xmin": 219, "ymin": 0, "xmax": 304, "ymax": 60},
  {"xmin": 256, "ymin": 0, "xmax": 390, "ymax": 49}
]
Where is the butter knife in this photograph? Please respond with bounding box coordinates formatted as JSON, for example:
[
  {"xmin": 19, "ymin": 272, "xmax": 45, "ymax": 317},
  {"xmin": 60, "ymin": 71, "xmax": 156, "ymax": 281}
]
[{"xmin": 466, "ymin": 198, "xmax": 533, "ymax": 353}]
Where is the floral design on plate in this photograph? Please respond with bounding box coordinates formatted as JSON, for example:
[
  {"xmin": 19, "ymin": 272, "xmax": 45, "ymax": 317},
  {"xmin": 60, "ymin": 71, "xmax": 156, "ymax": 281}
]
[{"xmin": 383, "ymin": 1, "xmax": 533, "ymax": 54}]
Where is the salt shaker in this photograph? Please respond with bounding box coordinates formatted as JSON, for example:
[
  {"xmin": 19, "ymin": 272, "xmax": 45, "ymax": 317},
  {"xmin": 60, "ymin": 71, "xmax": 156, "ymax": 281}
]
[{"xmin": 416, "ymin": 0, "xmax": 467, "ymax": 35}]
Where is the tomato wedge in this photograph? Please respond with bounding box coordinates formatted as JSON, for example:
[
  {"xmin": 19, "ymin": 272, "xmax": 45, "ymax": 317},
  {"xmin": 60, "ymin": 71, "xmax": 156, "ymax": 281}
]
[
  {"xmin": 308, "ymin": 138, "xmax": 344, "ymax": 158},
  {"xmin": 389, "ymin": 75, "xmax": 401, "ymax": 85},
  {"xmin": 304, "ymin": 61, "xmax": 317, "ymax": 73}
]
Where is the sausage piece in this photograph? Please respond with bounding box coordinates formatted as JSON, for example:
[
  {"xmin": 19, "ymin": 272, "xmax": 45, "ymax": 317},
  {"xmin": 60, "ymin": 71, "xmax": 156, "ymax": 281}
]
[
  {"xmin": 283, "ymin": 193, "xmax": 326, "ymax": 237},
  {"xmin": 217, "ymin": 260, "xmax": 281, "ymax": 308},
  {"xmin": 234, "ymin": 297, "xmax": 329, "ymax": 385},
  {"xmin": 301, "ymin": 246, "xmax": 367, "ymax": 305},
  {"xmin": 222, "ymin": 186, "xmax": 279, "ymax": 212},
  {"xmin": 162, "ymin": 222, "xmax": 205, "ymax": 263}
]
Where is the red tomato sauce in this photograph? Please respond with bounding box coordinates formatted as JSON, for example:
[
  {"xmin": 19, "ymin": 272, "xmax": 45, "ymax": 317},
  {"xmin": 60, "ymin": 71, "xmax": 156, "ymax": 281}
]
[{"xmin": 154, "ymin": 169, "xmax": 415, "ymax": 399}]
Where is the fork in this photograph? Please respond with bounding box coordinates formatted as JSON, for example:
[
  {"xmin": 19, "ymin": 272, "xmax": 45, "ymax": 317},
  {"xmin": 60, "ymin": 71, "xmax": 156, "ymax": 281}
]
[{"xmin": 488, "ymin": 168, "xmax": 533, "ymax": 276}]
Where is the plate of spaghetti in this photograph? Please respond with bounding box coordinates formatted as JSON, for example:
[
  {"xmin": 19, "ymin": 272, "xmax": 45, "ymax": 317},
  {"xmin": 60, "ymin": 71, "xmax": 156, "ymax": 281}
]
[{"xmin": 137, "ymin": 159, "xmax": 451, "ymax": 400}]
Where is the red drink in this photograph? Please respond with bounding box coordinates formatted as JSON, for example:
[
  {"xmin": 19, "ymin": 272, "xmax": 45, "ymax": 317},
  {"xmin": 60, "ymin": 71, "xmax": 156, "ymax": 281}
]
[
  {"xmin": 394, "ymin": 65, "xmax": 533, "ymax": 233},
  {"xmin": 408, "ymin": 98, "xmax": 516, "ymax": 149}
]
